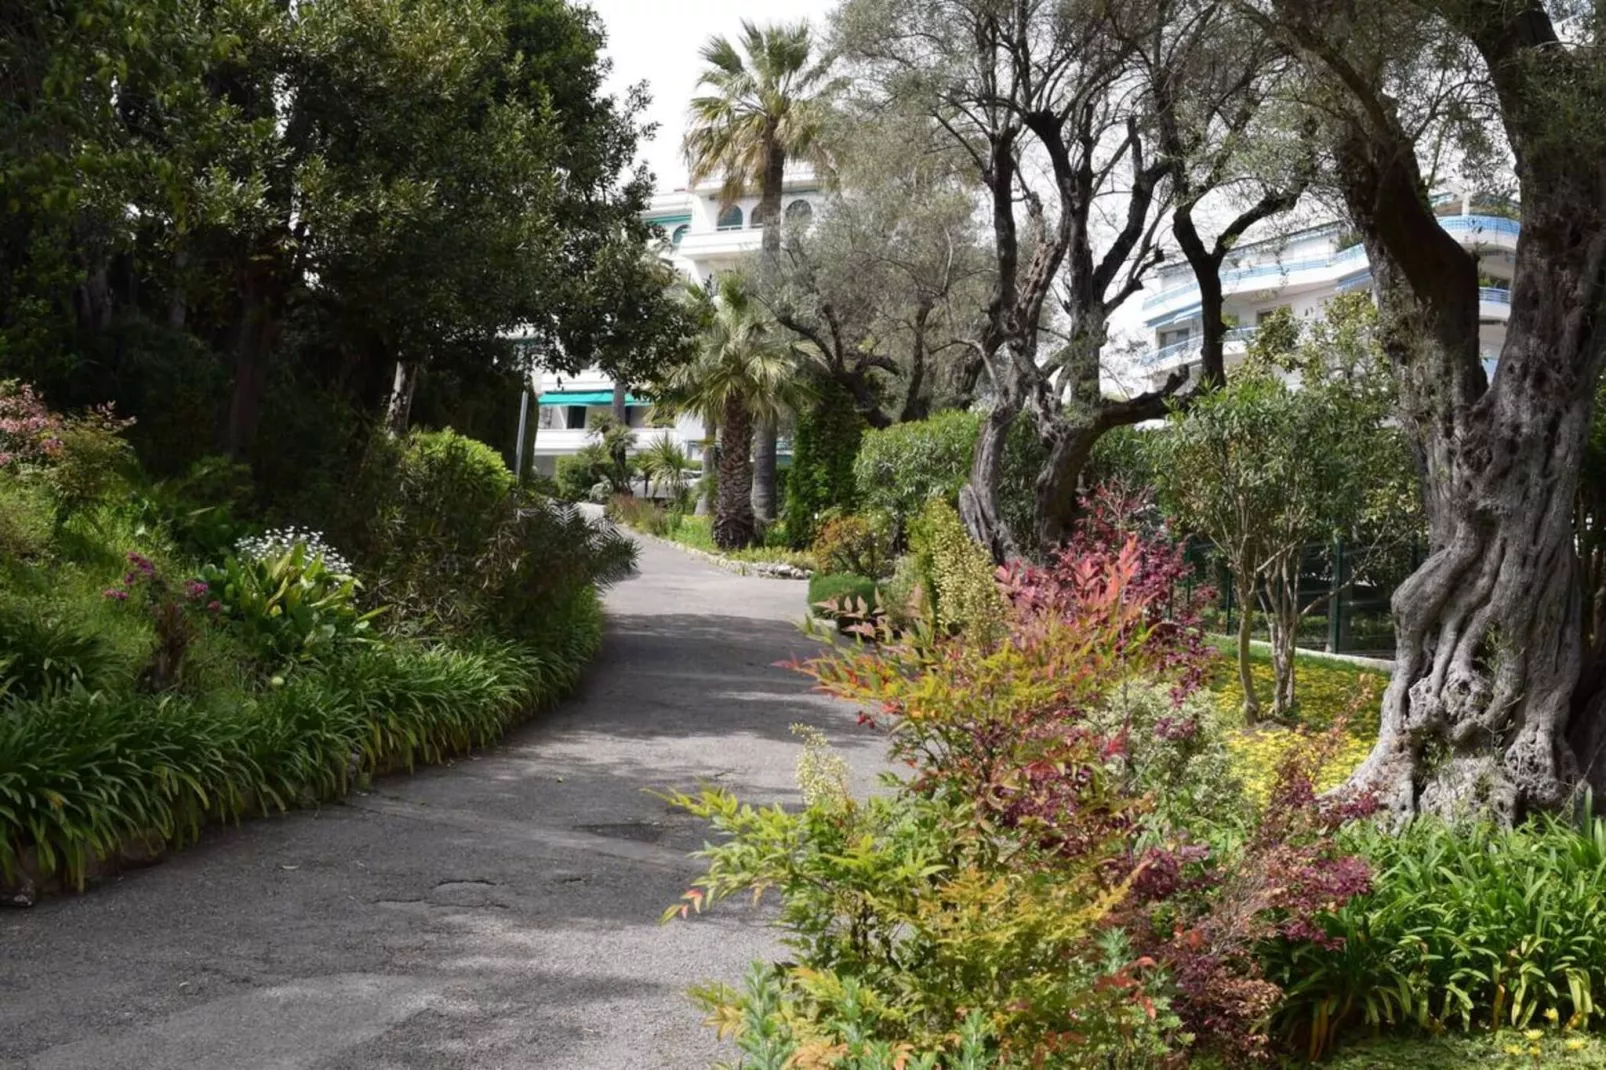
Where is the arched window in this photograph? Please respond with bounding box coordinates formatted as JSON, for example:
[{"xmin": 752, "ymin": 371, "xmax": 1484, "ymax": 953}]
[
  {"xmin": 785, "ymin": 199, "xmax": 814, "ymax": 228},
  {"xmin": 670, "ymin": 224, "xmax": 689, "ymax": 247},
  {"xmin": 716, "ymin": 204, "xmax": 743, "ymax": 230},
  {"xmin": 751, "ymin": 203, "xmax": 776, "ymax": 229}
]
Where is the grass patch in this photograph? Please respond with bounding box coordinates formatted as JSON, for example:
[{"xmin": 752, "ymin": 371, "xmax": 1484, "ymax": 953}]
[
  {"xmin": 1321, "ymin": 1031, "xmax": 1606, "ymax": 1069},
  {"xmin": 661, "ymin": 513, "xmax": 817, "ymax": 571},
  {"xmin": 1201, "ymin": 641, "xmax": 1388, "ymax": 807}
]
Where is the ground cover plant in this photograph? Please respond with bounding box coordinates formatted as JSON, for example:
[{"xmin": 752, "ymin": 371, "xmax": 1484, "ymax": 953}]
[{"xmin": 0, "ymin": 384, "xmax": 627, "ymax": 898}]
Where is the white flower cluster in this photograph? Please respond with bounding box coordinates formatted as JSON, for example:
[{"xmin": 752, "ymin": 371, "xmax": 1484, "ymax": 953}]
[{"xmin": 235, "ymin": 526, "xmax": 355, "ymax": 576}]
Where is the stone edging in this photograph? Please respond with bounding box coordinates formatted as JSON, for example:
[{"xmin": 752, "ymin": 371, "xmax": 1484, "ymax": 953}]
[
  {"xmin": 622, "ymin": 526, "xmax": 812, "ymax": 580},
  {"xmin": 1221, "ymin": 635, "xmax": 1395, "ymax": 672}
]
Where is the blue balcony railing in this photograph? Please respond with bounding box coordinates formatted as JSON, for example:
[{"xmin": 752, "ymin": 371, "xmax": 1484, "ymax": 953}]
[
  {"xmin": 1479, "ymin": 286, "xmax": 1512, "ymax": 305},
  {"xmin": 1143, "ymin": 215, "xmax": 1522, "ymax": 311}
]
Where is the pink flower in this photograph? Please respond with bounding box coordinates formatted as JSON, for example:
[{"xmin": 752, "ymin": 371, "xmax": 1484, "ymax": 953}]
[
  {"xmin": 206, "ymin": 600, "xmax": 222, "ymax": 614},
  {"xmin": 185, "ymin": 580, "xmax": 209, "ymax": 600},
  {"xmin": 126, "ymin": 551, "xmax": 156, "ymax": 574},
  {"xmin": 103, "ymin": 588, "xmax": 129, "ymax": 602}
]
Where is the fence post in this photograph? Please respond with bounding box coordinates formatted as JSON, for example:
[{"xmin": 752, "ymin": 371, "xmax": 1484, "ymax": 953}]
[{"xmin": 1328, "ymin": 537, "xmax": 1346, "ymax": 653}]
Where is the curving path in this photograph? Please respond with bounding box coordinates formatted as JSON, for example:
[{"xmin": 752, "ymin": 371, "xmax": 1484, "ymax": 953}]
[{"xmin": 0, "ymin": 538, "xmax": 886, "ymax": 1070}]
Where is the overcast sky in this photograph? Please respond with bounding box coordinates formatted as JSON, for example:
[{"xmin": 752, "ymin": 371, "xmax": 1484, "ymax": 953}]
[{"xmin": 588, "ymin": 0, "xmax": 837, "ymax": 193}]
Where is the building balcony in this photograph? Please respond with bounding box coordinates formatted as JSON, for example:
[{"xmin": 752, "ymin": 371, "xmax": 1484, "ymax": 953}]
[
  {"xmin": 1138, "ymin": 326, "xmax": 1257, "ymax": 371},
  {"xmin": 531, "ymin": 425, "xmax": 704, "ymax": 458},
  {"xmin": 1141, "ymin": 214, "xmax": 1522, "ymax": 320},
  {"xmin": 676, "ymin": 227, "xmax": 763, "ymax": 260}
]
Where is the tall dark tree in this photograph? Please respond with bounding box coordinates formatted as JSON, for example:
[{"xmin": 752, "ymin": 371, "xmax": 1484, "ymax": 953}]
[{"xmin": 1, "ymin": 0, "xmax": 680, "ymax": 480}]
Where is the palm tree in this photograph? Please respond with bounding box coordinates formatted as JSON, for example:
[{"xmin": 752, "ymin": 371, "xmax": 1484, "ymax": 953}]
[
  {"xmin": 655, "ymin": 277, "xmax": 805, "ymax": 549},
  {"xmin": 684, "ymin": 20, "xmax": 832, "ymax": 522},
  {"xmin": 639, "ymin": 437, "xmax": 693, "ymax": 509}
]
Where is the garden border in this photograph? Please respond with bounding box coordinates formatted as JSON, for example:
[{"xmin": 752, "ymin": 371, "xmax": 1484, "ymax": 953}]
[{"xmin": 619, "ymin": 526, "xmax": 813, "ymax": 581}]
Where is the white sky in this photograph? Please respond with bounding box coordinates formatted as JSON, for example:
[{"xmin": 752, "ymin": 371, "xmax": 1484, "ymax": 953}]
[{"xmin": 588, "ymin": 0, "xmax": 837, "ymax": 192}]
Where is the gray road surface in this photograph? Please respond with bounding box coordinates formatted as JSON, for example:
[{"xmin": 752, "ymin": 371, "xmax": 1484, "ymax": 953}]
[{"xmin": 0, "ymin": 538, "xmax": 886, "ymax": 1070}]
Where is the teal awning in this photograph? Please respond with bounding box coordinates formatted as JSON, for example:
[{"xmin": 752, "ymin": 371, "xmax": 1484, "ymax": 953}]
[{"xmin": 537, "ymin": 391, "xmax": 643, "ymax": 406}]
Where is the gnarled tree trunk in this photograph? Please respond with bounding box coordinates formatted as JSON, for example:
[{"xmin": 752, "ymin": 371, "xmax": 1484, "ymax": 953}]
[
  {"xmin": 1333, "ymin": 141, "xmax": 1606, "ymax": 821},
  {"xmin": 958, "ymin": 396, "xmax": 1022, "ymax": 563},
  {"xmin": 715, "ymin": 396, "xmax": 756, "ymax": 549}
]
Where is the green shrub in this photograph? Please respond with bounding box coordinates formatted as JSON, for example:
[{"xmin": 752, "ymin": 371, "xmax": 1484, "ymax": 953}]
[
  {"xmin": 200, "ymin": 543, "xmax": 380, "ymax": 669},
  {"xmin": 1099, "ymin": 683, "xmax": 1250, "ymax": 837},
  {"xmin": 128, "ymin": 456, "xmax": 255, "ymax": 560},
  {"xmin": 343, "ymin": 428, "xmax": 631, "ymax": 636},
  {"xmin": 1262, "ymin": 813, "xmax": 1606, "ymax": 1055},
  {"xmin": 909, "ymin": 498, "xmax": 1005, "ymax": 638},
  {"xmin": 784, "ymin": 382, "xmax": 864, "ymax": 548},
  {"xmin": 606, "ymin": 493, "xmax": 669, "ymax": 535},
  {"xmin": 0, "ymin": 476, "xmax": 54, "ymax": 560},
  {"xmin": 810, "ymin": 510, "xmax": 894, "ymax": 579},
  {"xmin": 554, "ymin": 445, "xmax": 609, "ymax": 503},
  {"xmin": 853, "ymin": 410, "xmax": 981, "ymax": 531},
  {"xmin": 806, "ymin": 572, "xmax": 880, "ymax": 622}
]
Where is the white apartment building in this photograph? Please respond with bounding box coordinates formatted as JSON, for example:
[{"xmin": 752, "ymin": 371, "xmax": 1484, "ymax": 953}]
[
  {"xmin": 1114, "ymin": 192, "xmax": 1517, "ymax": 395},
  {"xmin": 527, "ymin": 173, "xmax": 825, "ymax": 476}
]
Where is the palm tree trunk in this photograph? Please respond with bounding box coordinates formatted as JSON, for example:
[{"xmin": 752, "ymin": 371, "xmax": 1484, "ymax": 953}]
[
  {"xmin": 759, "ymin": 139, "xmax": 785, "ymax": 274},
  {"xmin": 715, "ymin": 397, "xmax": 756, "ymax": 549},
  {"xmin": 612, "ymin": 381, "xmax": 628, "ymax": 424},
  {"xmin": 752, "ymin": 416, "xmax": 778, "ymax": 522}
]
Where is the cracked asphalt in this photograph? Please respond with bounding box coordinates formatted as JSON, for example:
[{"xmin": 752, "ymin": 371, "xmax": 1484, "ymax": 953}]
[{"xmin": 0, "ymin": 538, "xmax": 886, "ymax": 1070}]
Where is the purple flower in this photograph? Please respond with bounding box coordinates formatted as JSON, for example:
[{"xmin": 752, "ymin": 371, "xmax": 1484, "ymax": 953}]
[
  {"xmin": 126, "ymin": 551, "xmax": 155, "ymax": 574},
  {"xmin": 206, "ymin": 600, "xmax": 222, "ymax": 614},
  {"xmin": 103, "ymin": 588, "xmax": 129, "ymax": 602},
  {"xmin": 185, "ymin": 579, "xmax": 209, "ymax": 600}
]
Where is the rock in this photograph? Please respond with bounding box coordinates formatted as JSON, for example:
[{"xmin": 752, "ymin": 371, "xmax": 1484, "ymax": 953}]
[{"xmin": 1, "ymin": 873, "xmax": 37, "ymax": 909}]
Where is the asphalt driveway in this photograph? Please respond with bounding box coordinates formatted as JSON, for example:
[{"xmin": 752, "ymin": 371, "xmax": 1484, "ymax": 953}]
[{"xmin": 0, "ymin": 538, "xmax": 882, "ymax": 1070}]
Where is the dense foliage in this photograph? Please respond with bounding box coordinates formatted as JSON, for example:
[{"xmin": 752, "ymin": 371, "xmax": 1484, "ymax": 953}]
[
  {"xmin": 0, "ymin": 386, "xmax": 627, "ymax": 897},
  {"xmin": 669, "ymin": 499, "xmax": 1381, "ymax": 1066},
  {"xmin": 852, "ymin": 410, "xmax": 982, "ymax": 533},
  {"xmin": 1266, "ymin": 814, "xmax": 1606, "ymax": 1057},
  {"xmin": 0, "ymin": 0, "xmax": 694, "ymax": 504},
  {"xmin": 783, "ymin": 380, "xmax": 865, "ymax": 548}
]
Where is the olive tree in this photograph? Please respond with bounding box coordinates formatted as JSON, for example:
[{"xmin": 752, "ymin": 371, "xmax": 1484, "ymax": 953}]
[{"xmin": 1254, "ymin": 0, "xmax": 1606, "ymax": 817}]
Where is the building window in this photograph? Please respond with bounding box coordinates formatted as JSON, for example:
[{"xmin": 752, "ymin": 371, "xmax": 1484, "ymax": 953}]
[
  {"xmin": 625, "ymin": 405, "xmax": 646, "ymax": 429},
  {"xmin": 671, "ymin": 224, "xmax": 689, "ymax": 246},
  {"xmin": 1158, "ymin": 327, "xmax": 1191, "ymax": 349},
  {"xmin": 537, "ymin": 405, "xmax": 559, "ymax": 430},
  {"xmin": 716, "ymin": 204, "xmax": 743, "ymax": 230},
  {"xmin": 785, "ymin": 199, "xmax": 813, "ymax": 228},
  {"xmin": 751, "ymin": 203, "xmax": 776, "ymax": 229},
  {"xmin": 566, "ymin": 405, "xmax": 587, "ymax": 429},
  {"xmin": 1256, "ymin": 305, "xmax": 1293, "ymax": 325}
]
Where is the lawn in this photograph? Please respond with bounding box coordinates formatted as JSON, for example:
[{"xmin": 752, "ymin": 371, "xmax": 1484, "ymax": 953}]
[
  {"xmin": 1202, "ymin": 639, "xmax": 1388, "ymax": 806},
  {"xmin": 1322, "ymin": 1031, "xmax": 1606, "ymax": 1069}
]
